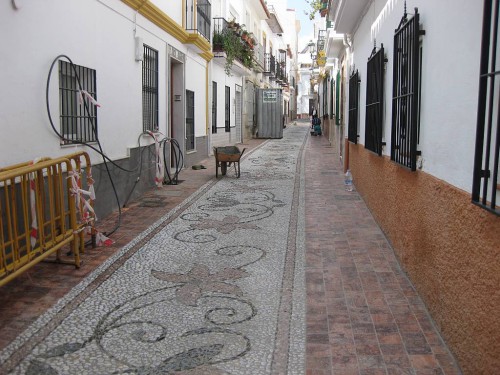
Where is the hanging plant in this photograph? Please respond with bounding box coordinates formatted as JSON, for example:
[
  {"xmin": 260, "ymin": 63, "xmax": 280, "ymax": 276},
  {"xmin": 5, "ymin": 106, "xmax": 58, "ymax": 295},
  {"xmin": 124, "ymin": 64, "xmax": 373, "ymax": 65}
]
[
  {"xmin": 221, "ymin": 28, "xmax": 244, "ymax": 75},
  {"xmin": 304, "ymin": 0, "xmax": 323, "ymax": 20}
]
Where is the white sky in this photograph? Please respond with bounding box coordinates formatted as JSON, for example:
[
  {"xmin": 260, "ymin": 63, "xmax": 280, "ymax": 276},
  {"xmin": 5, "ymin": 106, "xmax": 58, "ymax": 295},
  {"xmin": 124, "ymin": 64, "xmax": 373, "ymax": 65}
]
[{"xmin": 286, "ymin": 0, "xmax": 321, "ymax": 51}]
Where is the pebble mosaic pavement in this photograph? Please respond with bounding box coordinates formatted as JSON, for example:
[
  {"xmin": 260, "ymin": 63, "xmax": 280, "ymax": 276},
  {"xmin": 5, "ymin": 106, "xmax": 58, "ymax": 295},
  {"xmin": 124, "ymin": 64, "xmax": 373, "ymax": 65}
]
[{"xmin": 0, "ymin": 126, "xmax": 309, "ymax": 375}]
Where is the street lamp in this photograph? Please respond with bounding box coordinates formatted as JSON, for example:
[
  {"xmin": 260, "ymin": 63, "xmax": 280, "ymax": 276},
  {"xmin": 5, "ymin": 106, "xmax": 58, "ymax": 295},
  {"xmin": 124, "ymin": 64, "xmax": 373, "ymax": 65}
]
[{"xmin": 307, "ymin": 40, "xmax": 316, "ymax": 66}]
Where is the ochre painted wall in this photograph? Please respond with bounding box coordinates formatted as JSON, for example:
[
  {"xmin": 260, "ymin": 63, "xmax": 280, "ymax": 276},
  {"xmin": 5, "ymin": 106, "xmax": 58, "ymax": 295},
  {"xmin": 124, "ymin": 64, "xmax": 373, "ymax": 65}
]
[{"xmin": 349, "ymin": 144, "xmax": 500, "ymax": 375}]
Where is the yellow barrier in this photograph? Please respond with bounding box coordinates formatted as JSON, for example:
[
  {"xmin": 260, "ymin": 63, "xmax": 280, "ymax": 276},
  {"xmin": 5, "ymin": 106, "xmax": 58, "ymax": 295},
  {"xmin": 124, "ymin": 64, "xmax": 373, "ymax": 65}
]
[{"xmin": 0, "ymin": 152, "xmax": 95, "ymax": 287}]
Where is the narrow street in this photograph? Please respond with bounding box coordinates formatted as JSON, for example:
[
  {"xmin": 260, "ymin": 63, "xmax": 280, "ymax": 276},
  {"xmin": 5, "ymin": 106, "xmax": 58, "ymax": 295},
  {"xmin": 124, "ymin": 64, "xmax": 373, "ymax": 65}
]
[{"xmin": 0, "ymin": 122, "xmax": 460, "ymax": 374}]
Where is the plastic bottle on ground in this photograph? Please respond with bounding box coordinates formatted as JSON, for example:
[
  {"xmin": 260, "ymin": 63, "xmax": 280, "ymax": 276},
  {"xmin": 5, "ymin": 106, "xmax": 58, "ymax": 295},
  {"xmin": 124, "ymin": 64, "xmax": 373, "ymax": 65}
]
[{"xmin": 344, "ymin": 169, "xmax": 354, "ymax": 192}]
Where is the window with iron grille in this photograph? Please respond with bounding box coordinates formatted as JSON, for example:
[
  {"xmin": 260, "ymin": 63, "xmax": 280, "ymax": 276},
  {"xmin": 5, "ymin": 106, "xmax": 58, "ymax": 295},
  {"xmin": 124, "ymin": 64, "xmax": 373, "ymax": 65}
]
[
  {"xmin": 348, "ymin": 69, "xmax": 360, "ymax": 144},
  {"xmin": 472, "ymin": 0, "xmax": 500, "ymax": 215},
  {"xmin": 59, "ymin": 61, "xmax": 98, "ymax": 144},
  {"xmin": 365, "ymin": 45, "xmax": 387, "ymax": 155},
  {"xmin": 142, "ymin": 45, "xmax": 159, "ymax": 132},
  {"xmin": 186, "ymin": 90, "xmax": 195, "ymax": 151},
  {"xmin": 212, "ymin": 81, "xmax": 217, "ymax": 134},
  {"xmin": 225, "ymin": 86, "xmax": 230, "ymax": 132},
  {"xmin": 391, "ymin": 7, "xmax": 424, "ymax": 171}
]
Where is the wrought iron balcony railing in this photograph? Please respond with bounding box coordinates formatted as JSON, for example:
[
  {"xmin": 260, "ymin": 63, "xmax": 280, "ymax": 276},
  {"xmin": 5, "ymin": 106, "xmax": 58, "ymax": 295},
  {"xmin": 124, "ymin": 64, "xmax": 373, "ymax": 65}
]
[
  {"xmin": 186, "ymin": 0, "xmax": 211, "ymax": 41},
  {"xmin": 253, "ymin": 42, "xmax": 265, "ymax": 71},
  {"xmin": 264, "ymin": 53, "xmax": 276, "ymax": 76},
  {"xmin": 317, "ymin": 29, "xmax": 326, "ymax": 52}
]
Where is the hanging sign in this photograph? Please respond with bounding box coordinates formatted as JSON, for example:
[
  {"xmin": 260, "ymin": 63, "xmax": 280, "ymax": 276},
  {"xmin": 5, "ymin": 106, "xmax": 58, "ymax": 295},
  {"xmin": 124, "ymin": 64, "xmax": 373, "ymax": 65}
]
[{"xmin": 317, "ymin": 50, "xmax": 326, "ymax": 67}]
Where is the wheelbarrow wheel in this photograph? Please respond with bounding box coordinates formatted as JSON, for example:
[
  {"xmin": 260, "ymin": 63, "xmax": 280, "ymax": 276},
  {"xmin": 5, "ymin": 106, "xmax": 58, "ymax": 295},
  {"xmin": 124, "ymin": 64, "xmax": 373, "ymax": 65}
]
[{"xmin": 221, "ymin": 162, "xmax": 227, "ymax": 176}]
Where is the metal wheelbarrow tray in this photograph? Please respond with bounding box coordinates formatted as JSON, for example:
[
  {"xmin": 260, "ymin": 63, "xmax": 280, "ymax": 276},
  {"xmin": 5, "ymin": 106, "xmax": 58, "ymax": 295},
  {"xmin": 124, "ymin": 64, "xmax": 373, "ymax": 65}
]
[{"xmin": 214, "ymin": 146, "xmax": 246, "ymax": 178}]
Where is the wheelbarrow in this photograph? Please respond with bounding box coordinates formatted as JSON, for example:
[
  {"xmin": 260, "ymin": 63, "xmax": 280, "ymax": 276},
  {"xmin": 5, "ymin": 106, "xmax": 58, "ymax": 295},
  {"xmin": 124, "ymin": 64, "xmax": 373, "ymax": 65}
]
[{"xmin": 214, "ymin": 146, "xmax": 246, "ymax": 178}]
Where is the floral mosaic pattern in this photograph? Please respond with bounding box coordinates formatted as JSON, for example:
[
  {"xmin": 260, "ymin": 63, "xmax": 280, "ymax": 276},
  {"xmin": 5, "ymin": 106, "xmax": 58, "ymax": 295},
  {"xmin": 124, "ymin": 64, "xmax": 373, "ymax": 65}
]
[
  {"xmin": 152, "ymin": 265, "xmax": 249, "ymax": 306},
  {"xmin": 2, "ymin": 127, "xmax": 308, "ymax": 375}
]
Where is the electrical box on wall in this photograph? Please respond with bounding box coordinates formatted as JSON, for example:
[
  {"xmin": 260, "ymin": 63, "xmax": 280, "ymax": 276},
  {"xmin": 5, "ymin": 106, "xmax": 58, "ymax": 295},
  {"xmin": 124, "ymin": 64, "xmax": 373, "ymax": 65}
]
[{"xmin": 135, "ymin": 37, "xmax": 144, "ymax": 61}]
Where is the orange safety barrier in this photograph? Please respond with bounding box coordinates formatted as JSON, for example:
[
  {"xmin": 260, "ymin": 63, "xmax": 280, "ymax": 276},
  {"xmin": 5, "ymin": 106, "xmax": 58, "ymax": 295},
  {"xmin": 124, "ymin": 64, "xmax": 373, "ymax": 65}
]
[{"xmin": 0, "ymin": 152, "xmax": 95, "ymax": 287}]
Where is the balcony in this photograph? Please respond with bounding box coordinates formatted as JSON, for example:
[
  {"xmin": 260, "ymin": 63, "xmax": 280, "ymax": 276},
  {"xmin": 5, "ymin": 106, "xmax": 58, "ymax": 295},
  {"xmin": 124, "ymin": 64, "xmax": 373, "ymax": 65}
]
[
  {"xmin": 276, "ymin": 50, "xmax": 288, "ymax": 86},
  {"xmin": 184, "ymin": 0, "xmax": 212, "ymax": 55},
  {"xmin": 317, "ymin": 30, "xmax": 326, "ymax": 53},
  {"xmin": 212, "ymin": 18, "xmax": 255, "ymax": 75},
  {"xmin": 186, "ymin": 0, "xmax": 211, "ymax": 41},
  {"xmin": 253, "ymin": 42, "xmax": 265, "ymax": 72},
  {"xmin": 266, "ymin": 5, "xmax": 284, "ymax": 34},
  {"xmin": 329, "ymin": 0, "xmax": 371, "ymax": 34},
  {"xmin": 264, "ymin": 53, "xmax": 276, "ymax": 77}
]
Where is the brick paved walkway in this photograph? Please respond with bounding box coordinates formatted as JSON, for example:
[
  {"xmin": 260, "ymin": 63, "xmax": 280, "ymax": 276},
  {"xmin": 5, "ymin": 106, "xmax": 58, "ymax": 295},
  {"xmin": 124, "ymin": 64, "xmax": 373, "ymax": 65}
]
[{"xmin": 304, "ymin": 126, "xmax": 461, "ymax": 375}]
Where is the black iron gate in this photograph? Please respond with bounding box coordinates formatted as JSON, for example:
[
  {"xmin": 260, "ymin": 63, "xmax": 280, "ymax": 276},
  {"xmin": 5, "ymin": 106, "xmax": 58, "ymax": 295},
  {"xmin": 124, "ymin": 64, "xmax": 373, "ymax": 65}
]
[
  {"xmin": 391, "ymin": 7, "xmax": 424, "ymax": 171},
  {"xmin": 472, "ymin": 0, "xmax": 500, "ymax": 215},
  {"xmin": 348, "ymin": 69, "xmax": 360, "ymax": 144},
  {"xmin": 365, "ymin": 45, "xmax": 387, "ymax": 155}
]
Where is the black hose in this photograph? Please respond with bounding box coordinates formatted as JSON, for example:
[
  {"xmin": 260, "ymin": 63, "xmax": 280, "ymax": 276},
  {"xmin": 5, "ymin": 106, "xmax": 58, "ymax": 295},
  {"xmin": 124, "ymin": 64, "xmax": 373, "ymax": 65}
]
[{"xmin": 163, "ymin": 138, "xmax": 184, "ymax": 185}]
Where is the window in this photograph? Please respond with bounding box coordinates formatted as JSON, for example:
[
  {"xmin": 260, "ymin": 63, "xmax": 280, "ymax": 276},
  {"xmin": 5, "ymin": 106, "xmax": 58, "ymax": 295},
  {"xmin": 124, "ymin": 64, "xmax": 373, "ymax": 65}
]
[
  {"xmin": 225, "ymin": 86, "xmax": 230, "ymax": 132},
  {"xmin": 142, "ymin": 45, "xmax": 159, "ymax": 132},
  {"xmin": 212, "ymin": 81, "xmax": 217, "ymax": 134},
  {"xmin": 186, "ymin": 90, "xmax": 195, "ymax": 151},
  {"xmin": 365, "ymin": 45, "xmax": 387, "ymax": 155},
  {"xmin": 348, "ymin": 69, "xmax": 360, "ymax": 144},
  {"xmin": 196, "ymin": 0, "xmax": 211, "ymax": 41},
  {"xmin": 391, "ymin": 8, "xmax": 424, "ymax": 171},
  {"xmin": 59, "ymin": 61, "xmax": 98, "ymax": 144},
  {"xmin": 472, "ymin": 0, "xmax": 500, "ymax": 215}
]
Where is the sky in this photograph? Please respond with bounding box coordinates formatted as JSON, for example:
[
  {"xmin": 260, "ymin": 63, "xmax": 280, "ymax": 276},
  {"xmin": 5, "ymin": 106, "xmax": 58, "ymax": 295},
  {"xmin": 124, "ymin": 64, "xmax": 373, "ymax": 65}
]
[{"xmin": 286, "ymin": 0, "xmax": 319, "ymax": 51}]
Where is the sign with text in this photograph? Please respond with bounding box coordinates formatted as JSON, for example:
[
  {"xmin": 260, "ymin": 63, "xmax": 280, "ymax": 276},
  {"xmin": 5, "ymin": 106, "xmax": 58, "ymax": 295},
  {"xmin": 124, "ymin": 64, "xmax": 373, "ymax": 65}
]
[{"xmin": 263, "ymin": 90, "xmax": 277, "ymax": 103}]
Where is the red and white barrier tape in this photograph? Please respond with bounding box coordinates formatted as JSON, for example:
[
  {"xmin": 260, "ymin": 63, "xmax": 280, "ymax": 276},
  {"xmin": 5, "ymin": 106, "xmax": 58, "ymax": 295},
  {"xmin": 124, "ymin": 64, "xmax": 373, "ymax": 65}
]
[{"xmin": 147, "ymin": 131, "xmax": 165, "ymax": 187}]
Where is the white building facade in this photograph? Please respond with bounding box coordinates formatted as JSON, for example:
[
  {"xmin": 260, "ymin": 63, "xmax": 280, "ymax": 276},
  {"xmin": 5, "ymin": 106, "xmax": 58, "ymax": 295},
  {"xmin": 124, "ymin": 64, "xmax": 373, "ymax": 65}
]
[{"xmin": 0, "ymin": 0, "xmax": 299, "ymax": 219}]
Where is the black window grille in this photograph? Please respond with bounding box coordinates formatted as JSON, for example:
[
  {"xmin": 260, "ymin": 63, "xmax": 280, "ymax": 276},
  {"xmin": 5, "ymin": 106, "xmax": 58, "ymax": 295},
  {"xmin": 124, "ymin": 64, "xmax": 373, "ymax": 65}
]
[
  {"xmin": 225, "ymin": 86, "xmax": 230, "ymax": 132},
  {"xmin": 348, "ymin": 69, "xmax": 360, "ymax": 144},
  {"xmin": 472, "ymin": 0, "xmax": 500, "ymax": 215},
  {"xmin": 59, "ymin": 61, "xmax": 97, "ymax": 144},
  {"xmin": 365, "ymin": 45, "xmax": 387, "ymax": 155},
  {"xmin": 323, "ymin": 78, "xmax": 328, "ymax": 117},
  {"xmin": 196, "ymin": 0, "xmax": 211, "ymax": 41},
  {"xmin": 142, "ymin": 45, "xmax": 159, "ymax": 132},
  {"xmin": 212, "ymin": 81, "xmax": 217, "ymax": 134},
  {"xmin": 330, "ymin": 78, "xmax": 334, "ymax": 119},
  {"xmin": 186, "ymin": 90, "xmax": 195, "ymax": 151},
  {"xmin": 391, "ymin": 7, "xmax": 424, "ymax": 171}
]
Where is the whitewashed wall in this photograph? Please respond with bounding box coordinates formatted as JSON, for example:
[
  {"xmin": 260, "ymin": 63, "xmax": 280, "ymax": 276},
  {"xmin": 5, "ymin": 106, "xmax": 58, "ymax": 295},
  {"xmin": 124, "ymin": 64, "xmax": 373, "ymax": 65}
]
[
  {"xmin": 211, "ymin": 62, "xmax": 243, "ymax": 146},
  {"xmin": 186, "ymin": 54, "xmax": 208, "ymax": 139},
  {"xmin": 347, "ymin": 0, "xmax": 483, "ymax": 192},
  {"xmin": 150, "ymin": 0, "xmax": 182, "ymax": 26},
  {"xmin": 0, "ymin": 0, "xmax": 208, "ymax": 169}
]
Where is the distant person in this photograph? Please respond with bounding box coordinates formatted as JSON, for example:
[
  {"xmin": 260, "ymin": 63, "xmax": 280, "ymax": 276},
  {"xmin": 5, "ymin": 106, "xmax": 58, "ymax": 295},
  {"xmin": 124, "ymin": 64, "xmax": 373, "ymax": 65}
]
[{"xmin": 311, "ymin": 114, "xmax": 322, "ymax": 136}]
